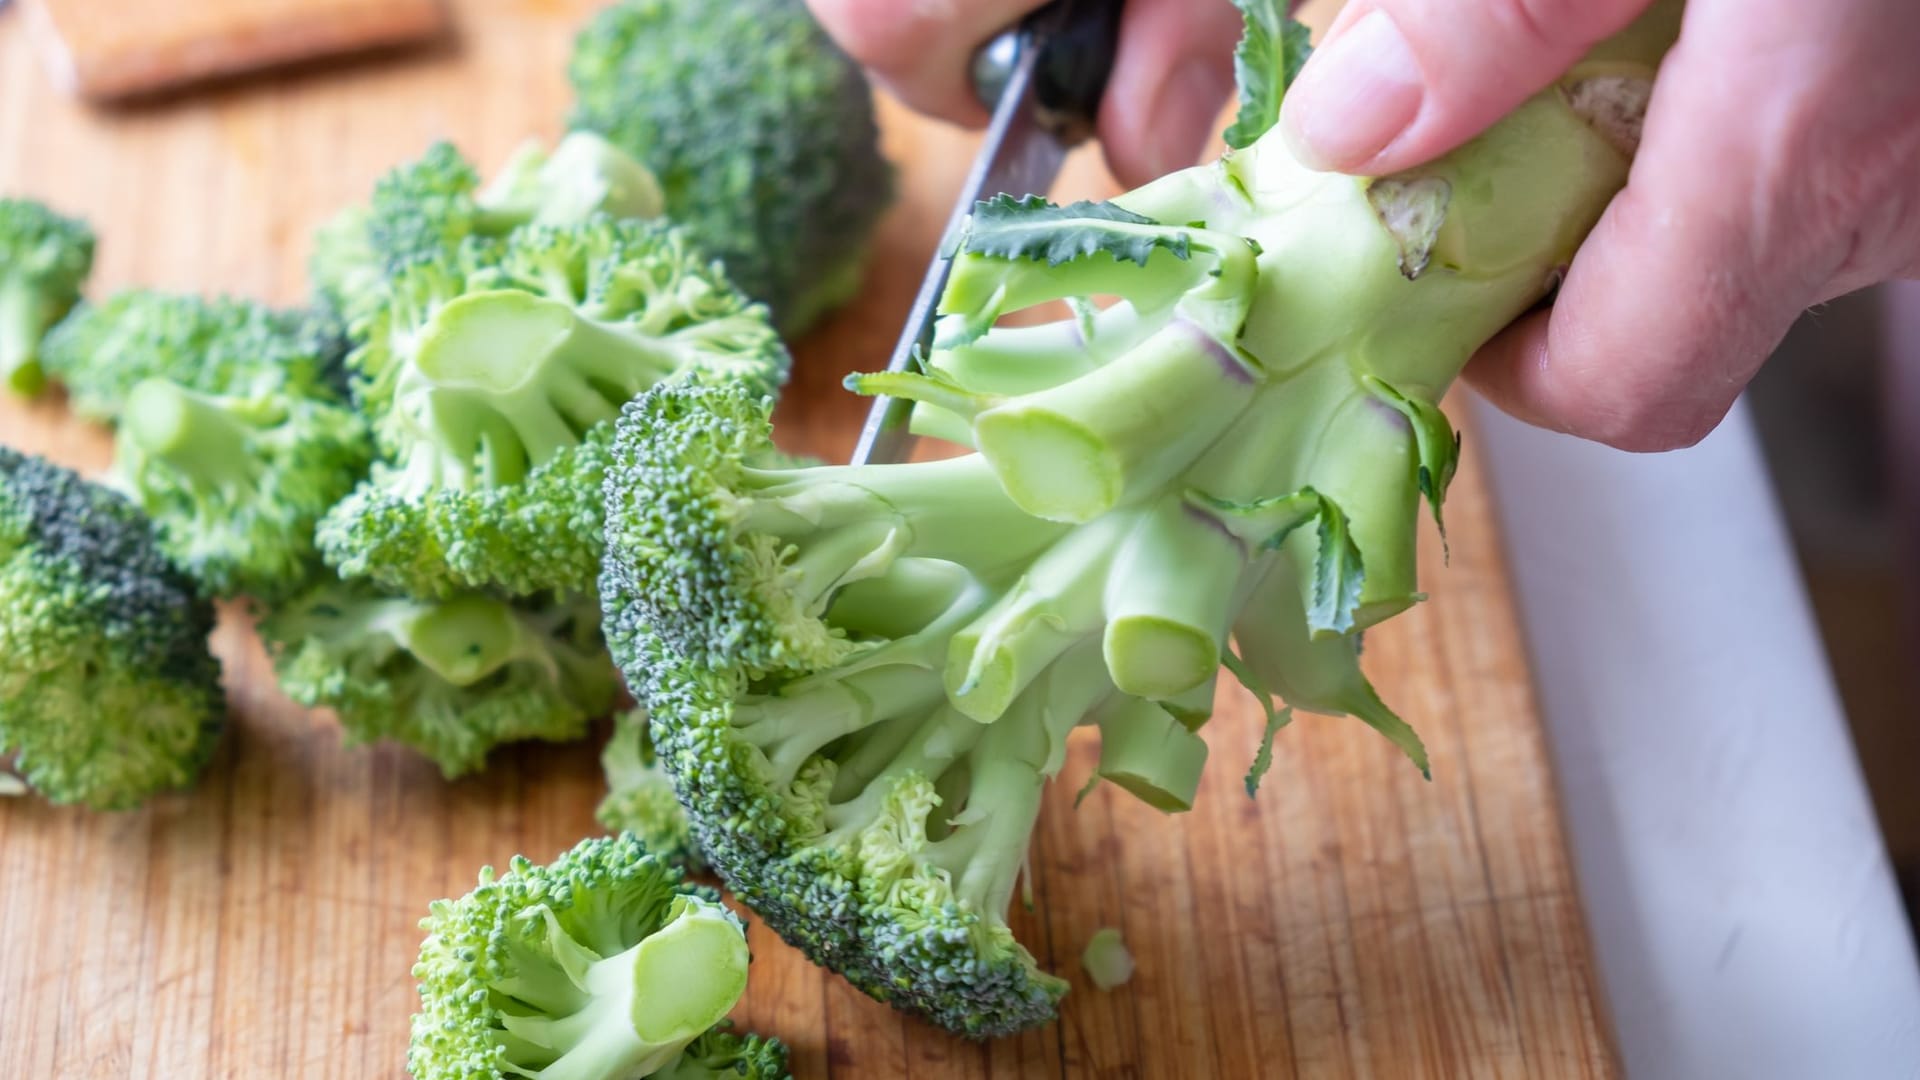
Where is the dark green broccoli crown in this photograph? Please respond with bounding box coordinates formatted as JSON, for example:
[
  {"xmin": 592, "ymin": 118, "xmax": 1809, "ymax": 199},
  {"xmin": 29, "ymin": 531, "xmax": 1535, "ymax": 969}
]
[
  {"xmin": 0, "ymin": 447, "xmax": 224, "ymax": 810},
  {"xmin": 408, "ymin": 833, "xmax": 751, "ymax": 1080},
  {"xmin": 622, "ymin": 618, "xmax": 1070, "ymax": 1039},
  {"xmin": 598, "ymin": 708, "xmax": 706, "ymax": 873},
  {"xmin": 329, "ymin": 217, "xmax": 786, "ymax": 599},
  {"xmin": 118, "ymin": 378, "xmax": 373, "ymax": 600},
  {"xmin": 568, "ymin": 0, "xmax": 893, "ymax": 333},
  {"xmin": 42, "ymin": 290, "xmax": 346, "ymax": 422},
  {"xmin": 0, "ymin": 197, "xmax": 95, "ymax": 394},
  {"xmin": 260, "ymin": 583, "xmax": 619, "ymax": 777}
]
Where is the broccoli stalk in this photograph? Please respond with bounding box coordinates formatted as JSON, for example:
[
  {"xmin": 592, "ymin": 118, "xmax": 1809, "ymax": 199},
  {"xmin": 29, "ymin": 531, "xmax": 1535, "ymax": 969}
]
[
  {"xmin": 0, "ymin": 198, "xmax": 95, "ymax": 396},
  {"xmin": 601, "ymin": 0, "xmax": 1680, "ymax": 1037},
  {"xmin": 408, "ymin": 834, "xmax": 786, "ymax": 1080},
  {"xmin": 320, "ymin": 217, "xmax": 787, "ymax": 599},
  {"xmin": 260, "ymin": 584, "xmax": 620, "ymax": 777},
  {"xmin": 0, "ymin": 448, "xmax": 224, "ymax": 810},
  {"xmin": 116, "ymin": 377, "xmax": 371, "ymax": 599}
]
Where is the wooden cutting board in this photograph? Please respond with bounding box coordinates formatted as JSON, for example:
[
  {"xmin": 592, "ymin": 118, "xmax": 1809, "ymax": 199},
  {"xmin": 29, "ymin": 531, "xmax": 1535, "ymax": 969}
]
[
  {"xmin": 21, "ymin": 0, "xmax": 447, "ymax": 101},
  {"xmin": 0, "ymin": 2, "xmax": 1615, "ymax": 1075}
]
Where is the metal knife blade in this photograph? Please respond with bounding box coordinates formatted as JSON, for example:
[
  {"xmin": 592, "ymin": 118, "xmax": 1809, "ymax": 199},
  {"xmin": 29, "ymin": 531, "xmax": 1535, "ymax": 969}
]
[{"xmin": 849, "ymin": 1, "xmax": 1121, "ymax": 466}]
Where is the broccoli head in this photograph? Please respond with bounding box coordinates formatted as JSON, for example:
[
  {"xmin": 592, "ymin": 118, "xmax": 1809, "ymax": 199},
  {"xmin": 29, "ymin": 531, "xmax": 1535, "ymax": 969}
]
[
  {"xmin": 598, "ymin": 708, "xmax": 704, "ymax": 873},
  {"xmin": 601, "ymin": 0, "xmax": 1679, "ymax": 1035},
  {"xmin": 259, "ymin": 583, "xmax": 620, "ymax": 777},
  {"xmin": 0, "ymin": 447, "xmax": 224, "ymax": 810},
  {"xmin": 568, "ymin": 0, "xmax": 893, "ymax": 334},
  {"xmin": 409, "ymin": 833, "xmax": 786, "ymax": 1080},
  {"xmin": 318, "ymin": 216, "xmax": 788, "ymax": 599},
  {"xmin": 313, "ymin": 133, "xmax": 664, "ymax": 324},
  {"xmin": 0, "ymin": 196, "xmax": 94, "ymax": 396},
  {"xmin": 41, "ymin": 290, "xmax": 345, "ymax": 422},
  {"xmin": 114, "ymin": 377, "xmax": 372, "ymax": 599}
]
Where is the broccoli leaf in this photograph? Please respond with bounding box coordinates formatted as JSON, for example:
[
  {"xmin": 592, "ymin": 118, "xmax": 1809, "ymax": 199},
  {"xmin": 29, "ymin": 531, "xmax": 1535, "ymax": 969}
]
[
  {"xmin": 1364, "ymin": 374, "xmax": 1462, "ymax": 554},
  {"xmin": 953, "ymin": 194, "xmax": 1191, "ymax": 267},
  {"xmin": 1223, "ymin": 2, "xmax": 1314, "ymax": 150}
]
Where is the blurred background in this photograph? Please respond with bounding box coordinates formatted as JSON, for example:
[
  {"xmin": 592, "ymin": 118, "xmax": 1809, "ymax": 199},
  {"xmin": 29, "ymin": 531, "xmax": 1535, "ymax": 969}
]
[{"xmin": 1747, "ymin": 281, "xmax": 1920, "ymax": 924}]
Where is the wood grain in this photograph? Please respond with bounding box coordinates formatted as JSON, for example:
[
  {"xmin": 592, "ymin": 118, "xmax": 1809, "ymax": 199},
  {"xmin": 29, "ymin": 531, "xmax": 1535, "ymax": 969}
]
[
  {"xmin": 0, "ymin": 2, "xmax": 1615, "ymax": 1075},
  {"xmin": 22, "ymin": 0, "xmax": 446, "ymax": 102}
]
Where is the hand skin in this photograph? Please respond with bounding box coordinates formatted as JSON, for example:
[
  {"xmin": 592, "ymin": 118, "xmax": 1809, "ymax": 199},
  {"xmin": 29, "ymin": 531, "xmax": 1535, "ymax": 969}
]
[{"xmin": 809, "ymin": 0, "xmax": 1920, "ymax": 453}]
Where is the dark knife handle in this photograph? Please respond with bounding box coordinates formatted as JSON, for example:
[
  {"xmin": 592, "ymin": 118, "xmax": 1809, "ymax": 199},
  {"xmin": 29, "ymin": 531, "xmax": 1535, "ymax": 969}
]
[{"xmin": 971, "ymin": 0, "xmax": 1126, "ymax": 146}]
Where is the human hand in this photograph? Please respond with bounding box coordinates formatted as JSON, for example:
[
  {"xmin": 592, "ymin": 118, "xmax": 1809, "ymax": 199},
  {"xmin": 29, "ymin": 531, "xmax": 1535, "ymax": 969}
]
[
  {"xmin": 803, "ymin": 0, "xmax": 1247, "ymax": 189},
  {"xmin": 1280, "ymin": 0, "xmax": 1920, "ymax": 450}
]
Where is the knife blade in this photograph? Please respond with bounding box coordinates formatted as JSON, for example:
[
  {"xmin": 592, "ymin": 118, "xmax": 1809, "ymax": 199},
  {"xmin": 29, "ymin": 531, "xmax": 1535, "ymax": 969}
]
[{"xmin": 848, "ymin": 0, "xmax": 1123, "ymax": 466}]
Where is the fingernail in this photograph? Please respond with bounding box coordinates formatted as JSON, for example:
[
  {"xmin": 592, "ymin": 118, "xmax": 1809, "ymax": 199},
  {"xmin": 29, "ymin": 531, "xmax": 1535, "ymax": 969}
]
[
  {"xmin": 1280, "ymin": 9, "xmax": 1423, "ymax": 172},
  {"xmin": 1146, "ymin": 59, "xmax": 1237, "ymax": 177}
]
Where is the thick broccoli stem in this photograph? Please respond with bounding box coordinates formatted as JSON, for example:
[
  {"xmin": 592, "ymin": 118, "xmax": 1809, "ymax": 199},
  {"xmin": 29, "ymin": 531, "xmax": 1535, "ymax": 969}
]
[
  {"xmin": 736, "ymin": 456, "xmax": 1072, "ymax": 594},
  {"xmin": 494, "ymin": 898, "xmax": 749, "ymax": 1080},
  {"xmin": 1093, "ymin": 694, "xmax": 1209, "ymax": 811},
  {"xmin": 1101, "ymin": 495, "xmax": 1249, "ymax": 699},
  {"xmin": 0, "ymin": 282, "xmax": 49, "ymax": 395},
  {"xmin": 944, "ymin": 512, "xmax": 1133, "ymax": 723},
  {"xmin": 122, "ymin": 379, "xmax": 261, "ymax": 492}
]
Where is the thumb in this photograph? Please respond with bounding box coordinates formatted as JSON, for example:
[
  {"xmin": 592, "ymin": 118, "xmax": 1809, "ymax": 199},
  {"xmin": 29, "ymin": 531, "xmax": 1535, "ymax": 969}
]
[{"xmin": 1279, "ymin": 0, "xmax": 1654, "ymax": 175}]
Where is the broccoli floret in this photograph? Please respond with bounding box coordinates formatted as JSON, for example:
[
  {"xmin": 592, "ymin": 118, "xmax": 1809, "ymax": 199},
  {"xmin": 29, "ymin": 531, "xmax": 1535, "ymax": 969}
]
[
  {"xmin": 318, "ymin": 217, "xmax": 787, "ymax": 599},
  {"xmin": 259, "ymin": 583, "xmax": 620, "ymax": 777},
  {"xmin": 1080, "ymin": 928, "xmax": 1134, "ymax": 991},
  {"xmin": 409, "ymin": 833, "xmax": 784, "ymax": 1080},
  {"xmin": 568, "ymin": 0, "xmax": 893, "ymax": 334},
  {"xmin": 313, "ymin": 134, "xmax": 663, "ymax": 323},
  {"xmin": 0, "ymin": 447, "xmax": 224, "ymax": 810},
  {"xmin": 602, "ymin": 0, "xmax": 1678, "ymax": 1035},
  {"xmin": 0, "ymin": 197, "xmax": 94, "ymax": 396},
  {"xmin": 599, "ymin": 708, "xmax": 704, "ymax": 873},
  {"xmin": 41, "ymin": 290, "xmax": 345, "ymax": 422},
  {"xmin": 113, "ymin": 377, "xmax": 372, "ymax": 599}
]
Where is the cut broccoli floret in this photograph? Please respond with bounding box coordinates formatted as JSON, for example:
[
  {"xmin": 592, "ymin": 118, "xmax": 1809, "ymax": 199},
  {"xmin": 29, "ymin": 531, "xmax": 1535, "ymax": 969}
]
[
  {"xmin": 41, "ymin": 290, "xmax": 345, "ymax": 422},
  {"xmin": 1080, "ymin": 928, "xmax": 1134, "ymax": 991},
  {"xmin": 599, "ymin": 708, "xmax": 705, "ymax": 873},
  {"xmin": 313, "ymin": 134, "xmax": 663, "ymax": 324},
  {"xmin": 0, "ymin": 197, "xmax": 94, "ymax": 396},
  {"xmin": 318, "ymin": 216, "xmax": 787, "ymax": 599},
  {"xmin": 114, "ymin": 377, "xmax": 372, "ymax": 599},
  {"xmin": 0, "ymin": 447, "xmax": 224, "ymax": 810},
  {"xmin": 568, "ymin": 0, "xmax": 893, "ymax": 334},
  {"xmin": 259, "ymin": 582, "xmax": 620, "ymax": 777},
  {"xmin": 408, "ymin": 834, "xmax": 785, "ymax": 1080},
  {"xmin": 601, "ymin": 0, "xmax": 1677, "ymax": 1036}
]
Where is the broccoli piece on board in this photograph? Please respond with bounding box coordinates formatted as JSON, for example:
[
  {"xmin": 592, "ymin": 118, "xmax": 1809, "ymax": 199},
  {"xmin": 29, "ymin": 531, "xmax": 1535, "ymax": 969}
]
[{"xmin": 0, "ymin": 196, "xmax": 94, "ymax": 396}]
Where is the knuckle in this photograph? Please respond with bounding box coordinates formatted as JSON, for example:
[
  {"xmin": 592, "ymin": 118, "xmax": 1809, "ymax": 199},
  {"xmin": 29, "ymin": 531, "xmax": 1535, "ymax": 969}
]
[
  {"xmin": 1482, "ymin": 0, "xmax": 1624, "ymax": 54},
  {"xmin": 810, "ymin": 0, "xmax": 939, "ymax": 76}
]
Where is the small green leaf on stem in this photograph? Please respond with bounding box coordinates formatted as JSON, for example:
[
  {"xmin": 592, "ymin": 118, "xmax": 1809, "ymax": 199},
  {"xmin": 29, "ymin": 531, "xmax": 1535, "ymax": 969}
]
[{"xmin": 1223, "ymin": 2, "xmax": 1314, "ymax": 150}]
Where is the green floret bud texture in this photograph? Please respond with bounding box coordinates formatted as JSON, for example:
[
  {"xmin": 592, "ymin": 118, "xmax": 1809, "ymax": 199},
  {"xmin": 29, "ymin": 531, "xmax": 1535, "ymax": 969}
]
[
  {"xmin": 600, "ymin": 0, "xmax": 1679, "ymax": 1038},
  {"xmin": 115, "ymin": 377, "xmax": 372, "ymax": 600},
  {"xmin": 567, "ymin": 0, "xmax": 893, "ymax": 334},
  {"xmin": 260, "ymin": 583, "xmax": 620, "ymax": 777},
  {"xmin": 321, "ymin": 216, "xmax": 788, "ymax": 599},
  {"xmin": 0, "ymin": 196, "xmax": 95, "ymax": 396},
  {"xmin": 0, "ymin": 447, "xmax": 224, "ymax": 810},
  {"xmin": 407, "ymin": 834, "xmax": 770, "ymax": 1080},
  {"xmin": 41, "ymin": 290, "xmax": 346, "ymax": 422},
  {"xmin": 313, "ymin": 134, "xmax": 665, "ymax": 324},
  {"xmin": 599, "ymin": 708, "xmax": 706, "ymax": 873}
]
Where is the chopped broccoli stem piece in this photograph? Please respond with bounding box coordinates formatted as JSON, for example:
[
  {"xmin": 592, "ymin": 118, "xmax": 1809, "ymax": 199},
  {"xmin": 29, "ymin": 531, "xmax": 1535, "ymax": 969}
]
[
  {"xmin": 0, "ymin": 197, "xmax": 94, "ymax": 397},
  {"xmin": 0, "ymin": 447, "xmax": 223, "ymax": 810},
  {"xmin": 408, "ymin": 834, "xmax": 781, "ymax": 1080},
  {"xmin": 1079, "ymin": 928, "xmax": 1135, "ymax": 991}
]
